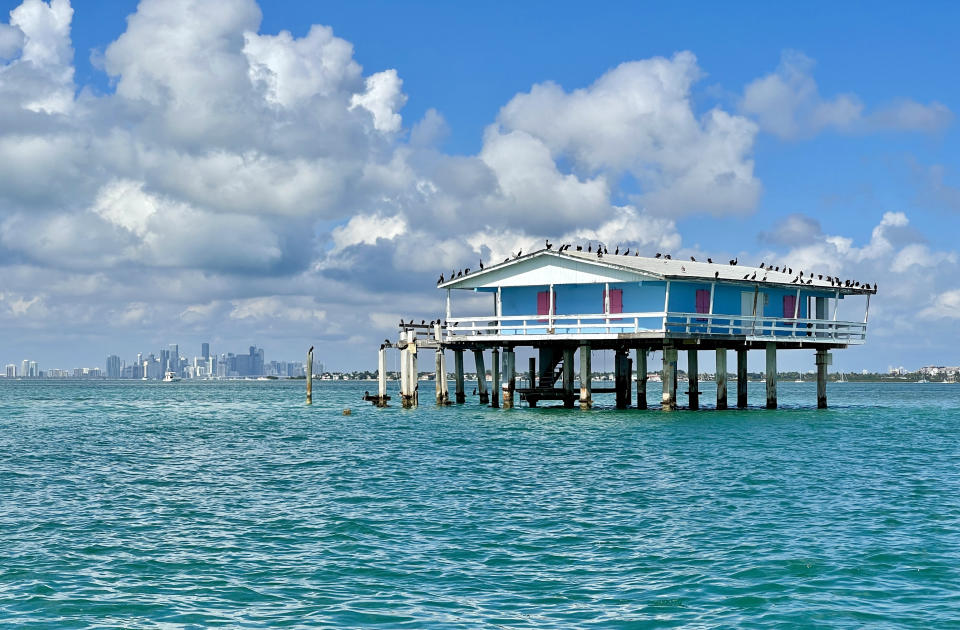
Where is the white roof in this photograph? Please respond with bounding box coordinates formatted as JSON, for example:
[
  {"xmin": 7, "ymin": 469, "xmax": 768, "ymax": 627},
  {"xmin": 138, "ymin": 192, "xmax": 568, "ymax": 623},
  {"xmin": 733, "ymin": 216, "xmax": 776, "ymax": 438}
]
[{"xmin": 439, "ymin": 248, "xmax": 875, "ymax": 295}]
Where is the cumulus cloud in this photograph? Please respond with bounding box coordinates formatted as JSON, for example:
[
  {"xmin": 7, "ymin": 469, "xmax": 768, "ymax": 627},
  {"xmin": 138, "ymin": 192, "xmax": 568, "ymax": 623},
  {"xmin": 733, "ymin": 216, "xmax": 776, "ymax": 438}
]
[
  {"xmin": 742, "ymin": 51, "xmax": 952, "ymax": 139},
  {"xmin": 496, "ymin": 52, "xmax": 761, "ymax": 216}
]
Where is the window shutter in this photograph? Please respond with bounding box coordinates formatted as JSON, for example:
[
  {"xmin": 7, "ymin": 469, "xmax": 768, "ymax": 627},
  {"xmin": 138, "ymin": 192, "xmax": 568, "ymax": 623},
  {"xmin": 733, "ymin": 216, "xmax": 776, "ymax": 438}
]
[
  {"xmin": 696, "ymin": 289, "xmax": 710, "ymax": 314},
  {"xmin": 783, "ymin": 295, "xmax": 797, "ymax": 318},
  {"xmin": 537, "ymin": 291, "xmax": 549, "ymax": 315},
  {"xmin": 610, "ymin": 289, "xmax": 623, "ymax": 314}
]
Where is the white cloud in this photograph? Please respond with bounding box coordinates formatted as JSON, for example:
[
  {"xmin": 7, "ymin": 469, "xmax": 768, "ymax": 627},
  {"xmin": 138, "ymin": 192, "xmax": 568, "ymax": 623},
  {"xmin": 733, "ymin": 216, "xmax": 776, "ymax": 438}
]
[
  {"xmin": 331, "ymin": 212, "xmax": 408, "ymax": 251},
  {"xmin": 497, "ymin": 52, "xmax": 761, "ymax": 216},
  {"xmin": 919, "ymin": 290, "xmax": 960, "ymax": 320},
  {"xmin": 0, "ymin": 0, "xmax": 74, "ymax": 113},
  {"xmin": 742, "ymin": 51, "xmax": 952, "ymax": 139},
  {"xmin": 349, "ymin": 69, "xmax": 407, "ymax": 133}
]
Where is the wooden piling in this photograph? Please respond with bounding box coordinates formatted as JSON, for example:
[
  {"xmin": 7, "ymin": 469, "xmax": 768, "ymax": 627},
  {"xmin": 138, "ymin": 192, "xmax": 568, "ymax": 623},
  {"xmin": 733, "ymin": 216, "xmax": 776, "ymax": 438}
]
[
  {"xmin": 491, "ymin": 347, "xmax": 500, "ymax": 408},
  {"xmin": 474, "ymin": 350, "xmax": 489, "ymax": 404},
  {"xmin": 527, "ymin": 356, "xmax": 537, "ymax": 407},
  {"xmin": 636, "ymin": 348, "xmax": 647, "ymax": 410},
  {"xmin": 765, "ymin": 342, "xmax": 777, "ymax": 409},
  {"xmin": 615, "ymin": 349, "xmax": 630, "ymax": 409},
  {"xmin": 716, "ymin": 349, "xmax": 728, "ymax": 410},
  {"xmin": 662, "ymin": 347, "xmax": 677, "ymax": 410},
  {"xmin": 376, "ymin": 345, "xmax": 388, "ymax": 406},
  {"xmin": 502, "ymin": 349, "xmax": 516, "ymax": 409},
  {"xmin": 579, "ymin": 344, "xmax": 592, "ymax": 409},
  {"xmin": 562, "ymin": 347, "xmax": 575, "ymax": 408},
  {"xmin": 306, "ymin": 346, "xmax": 313, "ymax": 405},
  {"xmin": 687, "ymin": 349, "xmax": 699, "ymax": 410},
  {"xmin": 816, "ymin": 348, "xmax": 829, "ymax": 409},
  {"xmin": 453, "ymin": 350, "xmax": 464, "ymax": 404},
  {"xmin": 737, "ymin": 348, "xmax": 748, "ymax": 408}
]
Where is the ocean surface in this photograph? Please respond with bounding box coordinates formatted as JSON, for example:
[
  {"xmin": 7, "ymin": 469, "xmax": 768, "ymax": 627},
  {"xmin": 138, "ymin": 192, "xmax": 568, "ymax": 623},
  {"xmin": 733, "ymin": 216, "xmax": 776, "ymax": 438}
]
[{"xmin": 1, "ymin": 378, "xmax": 959, "ymax": 628}]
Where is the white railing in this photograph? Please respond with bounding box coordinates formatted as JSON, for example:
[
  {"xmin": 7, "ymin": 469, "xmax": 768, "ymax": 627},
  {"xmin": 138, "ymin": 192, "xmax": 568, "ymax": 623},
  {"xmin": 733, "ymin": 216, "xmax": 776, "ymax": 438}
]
[{"xmin": 444, "ymin": 311, "xmax": 866, "ymax": 343}]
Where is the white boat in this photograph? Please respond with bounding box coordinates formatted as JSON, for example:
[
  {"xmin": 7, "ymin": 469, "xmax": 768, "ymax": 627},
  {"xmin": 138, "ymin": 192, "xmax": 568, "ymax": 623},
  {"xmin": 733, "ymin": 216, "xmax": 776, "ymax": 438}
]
[{"xmin": 163, "ymin": 371, "xmax": 181, "ymax": 382}]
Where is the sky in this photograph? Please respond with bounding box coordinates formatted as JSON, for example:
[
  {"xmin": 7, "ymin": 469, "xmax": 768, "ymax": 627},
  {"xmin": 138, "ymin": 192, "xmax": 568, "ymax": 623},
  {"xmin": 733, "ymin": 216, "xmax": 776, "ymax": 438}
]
[{"xmin": 0, "ymin": 0, "xmax": 959, "ymax": 372}]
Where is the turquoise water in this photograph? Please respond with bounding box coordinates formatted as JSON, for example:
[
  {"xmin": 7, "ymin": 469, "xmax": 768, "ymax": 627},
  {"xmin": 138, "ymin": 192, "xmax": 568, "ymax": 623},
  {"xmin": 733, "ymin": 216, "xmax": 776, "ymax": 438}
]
[{"xmin": 1, "ymin": 379, "xmax": 959, "ymax": 628}]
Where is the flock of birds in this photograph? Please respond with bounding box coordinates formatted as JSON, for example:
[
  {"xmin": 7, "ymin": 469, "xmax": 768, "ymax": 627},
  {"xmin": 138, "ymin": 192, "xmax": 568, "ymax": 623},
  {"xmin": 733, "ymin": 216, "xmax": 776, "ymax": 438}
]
[{"xmin": 437, "ymin": 241, "xmax": 878, "ymax": 293}]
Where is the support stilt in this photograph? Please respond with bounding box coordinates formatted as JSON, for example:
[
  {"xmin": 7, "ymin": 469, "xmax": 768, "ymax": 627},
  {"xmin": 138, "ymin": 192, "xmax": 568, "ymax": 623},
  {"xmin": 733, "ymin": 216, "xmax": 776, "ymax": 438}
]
[
  {"xmin": 474, "ymin": 350, "xmax": 489, "ymax": 404},
  {"xmin": 527, "ymin": 356, "xmax": 537, "ymax": 407},
  {"xmin": 636, "ymin": 348, "xmax": 647, "ymax": 410},
  {"xmin": 687, "ymin": 349, "xmax": 699, "ymax": 410},
  {"xmin": 716, "ymin": 349, "xmax": 727, "ymax": 410},
  {"xmin": 562, "ymin": 347, "xmax": 575, "ymax": 408},
  {"xmin": 662, "ymin": 347, "xmax": 678, "ymax": 411},
  {"xmin": 765, "ymin": 342, "xmax": 777, "ymax": 409},
  {"xmin": 306, "ymin": 346, "xmax": 313, "ymax": 405},
  {"xmin": 737, "ymin": 348, "xmax": 748, "ymax": 409},
  {"xmin": 614, "ymin": 349, "xmax": 630, "ymax": 409},
  {"xmin": 375, "ymin": 345, "xmax": 388, "ymax": 406},
  {"xmin": 491, "ymin": 348, "xmax": 500, "ymax": 408},
  {"xmin": 502, "ymin": 349, "xmax": 515, "ymax": 409},
  {"xmin": 816, "ymin": 348, "xmax": 829, "ymax": 409},
  {"xmin": 579, "ymin": 344, "xmax": 592, "ymax": 409},
  {"xmin": 453, "ymin": 349, "xmax": 464, "ymax": 404}
]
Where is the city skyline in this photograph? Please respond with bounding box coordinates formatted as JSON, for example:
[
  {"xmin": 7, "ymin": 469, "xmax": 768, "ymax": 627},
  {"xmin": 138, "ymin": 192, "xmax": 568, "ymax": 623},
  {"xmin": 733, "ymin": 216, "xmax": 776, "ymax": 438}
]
[{"xmin": 0, "ymin": 1, "xmax": 958, "ymax": 370}]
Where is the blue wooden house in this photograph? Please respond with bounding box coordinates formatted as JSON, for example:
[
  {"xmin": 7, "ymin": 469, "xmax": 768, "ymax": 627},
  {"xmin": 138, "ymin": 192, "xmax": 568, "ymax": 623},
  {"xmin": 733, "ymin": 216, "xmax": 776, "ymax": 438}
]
[{"xmin": 382, "ymin": 248, "xmax": 873, "ymax": 411}]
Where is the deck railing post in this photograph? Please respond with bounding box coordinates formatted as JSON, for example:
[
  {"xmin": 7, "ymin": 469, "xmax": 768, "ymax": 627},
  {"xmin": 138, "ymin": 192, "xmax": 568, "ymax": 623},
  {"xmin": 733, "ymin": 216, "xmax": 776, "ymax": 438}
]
[
  {"xmin": 579, "ymin": 344, "xmax": 592, "ymax": 409},
  {"xmin": 636, "ymin": 348, "xmax": 648, "ymax": 410}
]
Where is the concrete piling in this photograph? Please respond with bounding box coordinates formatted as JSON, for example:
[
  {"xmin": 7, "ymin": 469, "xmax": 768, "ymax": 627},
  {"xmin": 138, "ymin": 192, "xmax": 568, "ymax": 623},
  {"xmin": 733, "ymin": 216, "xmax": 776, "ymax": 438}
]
[
  {"xmin": 579, "ymin": 344, "xmax": 592, "ymax": 409},
  {"xmin": 765, "ymin": 342, "xmax": 777, "ymax": 409},
  {"xmin": 474, "ymin": 349, "xmax": 489, "ymax": 404},
  {"xmin": 737, "ymin": 348, "xmax": 748, "ymax": 409},
  {"xmin": 502, "ymin": 349, "xmax": 515, "ymax": 409},
  {"xmin": 453, "ymin": 349, "xmax": 464, "ymax": 404},
  {"xmin": 687, "ymin": 349, "xmax": 699, "ymax": 410},
  {"xmin": 636, "ymin": 349, "xmax": 647, "ymax": 410},
  {"xmin": 562, "ymin": 347, "xmax": 575, "ymax": 408},
  {"xmin": 662, "ymin": 347, "xmax": 678, "ymax": 410},
  {"xmin": 306, "ymin": 346, "xmax": 313, "ymax": 405},
  {"xmin": 716, "ymin": 349, "xmax": 728, "ymax": 410},
  {"xmin": 614, "ymin": 349, "xmax": 630, "ymax": 409},
  {"xmin": 816, "ymin": 348, "xmax": 829, "ymax": 409},
  {"xmin": 491, "ymin": 348, "xmax": 500, "ymax": 408}
]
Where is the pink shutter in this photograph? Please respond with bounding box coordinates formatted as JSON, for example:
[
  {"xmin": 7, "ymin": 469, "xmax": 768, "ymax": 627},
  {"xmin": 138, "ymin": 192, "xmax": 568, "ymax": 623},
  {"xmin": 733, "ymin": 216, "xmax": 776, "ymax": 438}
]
[
  {"xmin": 537, "ymin": 291, "xmax": 549, "ymax": 315},
  {"xmin": 610, "ymin": 289, "xmax": 623, "ymax": 314},
  {"xmin": 783, "ymin": 295, "xmax": 797, "ymax": 318},
  {"xmin": 696, "ymin": 289, "xmax": 710, "ymax": 314}
]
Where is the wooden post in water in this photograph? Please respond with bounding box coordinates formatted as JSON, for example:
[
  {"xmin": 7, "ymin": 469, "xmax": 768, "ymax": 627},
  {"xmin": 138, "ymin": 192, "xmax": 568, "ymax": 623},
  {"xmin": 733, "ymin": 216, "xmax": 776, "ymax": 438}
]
[
  {"xmin": 562, "ymin": 347, "xmax": 575, "ymax": 408},
  {"xmin": 816, "ymin": 348, "xmax": 829, "ymax": 409},
  {"xmin": 737, "ymin": 348, "xmax": 748, "ymax": 408},
  {"xmin": 435, "ymin": 347, "xmax": 446, "ymax": 406},
  {"xmin": 687, "ymin": 349, "xmax": 699, "ymax": 410},
  {"xmin": 474, "ymin": 350, "xmax": 489, "ymax": 404},
  {"xmin": 491, "ymin": 348, "xmax": 500, "ymax": 408},
  {"xmin": 615, "ymin": 349, "xmax": 629, "ymax": 409},
  {"xmin": 662, "ymin": 347, "xmax": 677, "ymax": 410},
  {"xmin": 716, "ymin": 349, "xmax": 728, "ymax": 410},
  {"xmin": 377, "ymin": 345, "xmax": 388, "ymax": 407},
  {"xmin": 306, "ymin": 346, "xmax": 313, "ymax": 405},
  {"xmin": 579, "ymin": 344, "xmax": 592, "ymax": 409},
  {"xmin": 636, "ymin": 348, "xmax": 647, "ymax": 410},
  {"xmin": 527, "ymin": 356, "xmax": 537, "ymax": 407},
  {"xmin": 410, "ymin": 332, "xmax": 419, "ymax": 407},
  {"xmin": 453, "ymin": 350, "xmax": 464, "ymax": 404},
  {"xmin": 502, "ymin": 349, "xmax": 516, "ymax": 409},
  {"xmin": 400, "ymin": 335, "xmax": 409, "ymax": 407},
  {"xmin": 765, "ymin": 342, "xmax": 777, "ymax": 409}
]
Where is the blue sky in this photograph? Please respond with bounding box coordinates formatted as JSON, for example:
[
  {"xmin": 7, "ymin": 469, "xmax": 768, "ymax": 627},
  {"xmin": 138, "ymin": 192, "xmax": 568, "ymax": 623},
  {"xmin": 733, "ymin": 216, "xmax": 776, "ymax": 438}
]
[{"xmin": 0, "ymin": 0, "xmax": 958, "ymax": 372}]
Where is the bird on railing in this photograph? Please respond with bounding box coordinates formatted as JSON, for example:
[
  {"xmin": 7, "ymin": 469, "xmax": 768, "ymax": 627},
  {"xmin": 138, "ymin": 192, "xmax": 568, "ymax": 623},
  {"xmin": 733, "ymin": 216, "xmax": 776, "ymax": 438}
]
[{"xmin": 665, "ymin": 254, "xmax": 671, "ymax": 259}]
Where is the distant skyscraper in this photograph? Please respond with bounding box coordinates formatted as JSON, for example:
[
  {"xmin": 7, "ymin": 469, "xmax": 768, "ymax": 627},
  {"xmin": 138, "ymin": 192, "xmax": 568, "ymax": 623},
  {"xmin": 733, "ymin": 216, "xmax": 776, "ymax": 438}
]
[
  {"xmin": 202, "ymin": 343, "xmax": 210, "ymax": 360},
  {"xmin": 168, "ymin": 344, "xmax": 179, "ymax": 374},
  {"xmin": 28, "ymin": 361, "xmax": 38, "ymax": 377},
  {"xmin": 21, "ymin": 359, "xmax": 28, "ymax": 378},
  {"xmin": 5, "ymin": 364, "xmax": 14, "ymax": 378},
  {"xmin": 106, "ymin": 355, "xmax": 121, "ymax": 379}
]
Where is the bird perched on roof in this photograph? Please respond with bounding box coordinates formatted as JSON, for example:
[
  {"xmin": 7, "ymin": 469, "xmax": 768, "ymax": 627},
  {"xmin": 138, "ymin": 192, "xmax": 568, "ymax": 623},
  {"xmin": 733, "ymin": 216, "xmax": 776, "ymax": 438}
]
[
  {"xmin": 456, "ymin": 270, "xmax": 462, "ymax": 278},
  {"xmin": 545, "ymin": 239, "xmax": 552, "ymax": 249},
  {"xmin": 576, "ymin": 245, "xmax": 583, "ymax": 251},
  {"xmin": 760, "ymin": 262, "xmax": 765, "ymax": 269},
  {"xmin": 624, "ymin": 248, "xmax": 630, "ymax": 255},
  {"xmin": 707, "ymin": 258, "xmax": 713, "ymax": 263},
  {"xmin": 588, "ymin": 244, "xmax": 592, "ymax": 252},
  {"xmin": 690, "ymin": 256, "xmax": 696, "ymax": 262},
  {"xmin": 743, "ymin": 273, "xmax": 750, "ymax": 279},
  {"xmin": 655, "ymin": 252, "xmax": 661, "ymax": 258},
  {"xmin": 807, "ymin": 278, "xmax": 813, "ymax": 284},
  {"xmin": 597, "ymin": 250, "xmax": 603, "ymax": 258},
  {"xmin": 730, "ymin": 258, "xmax": 738, "ymax": 265},
  {"xmin": 437, "ymin": 274, "xmax": 444, "ymax": 284},
  {"xmin": 479, "ymin": 260, "xmax": 484, "ymax": 270},
  {"xmin": 817, "ymin": 274, "xmax": 822, "ymax": 280},
  {"xmin": 715, "ymin": 271, "xmax": 719, "ymax": 278},
  {"xmin": 615, "ymin": 246, "xmax": 619, "ymax": 255},
  {"xmin": 751, "ymin": 272, "xmax": 757, "ymax": 280},
  {"xmin": 515, "ymin": 250, "xmax": 522, "ymax": 258},
  {"xmin": 665, "ymin": 254, "xmax": 671, "ymax": 259}
]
